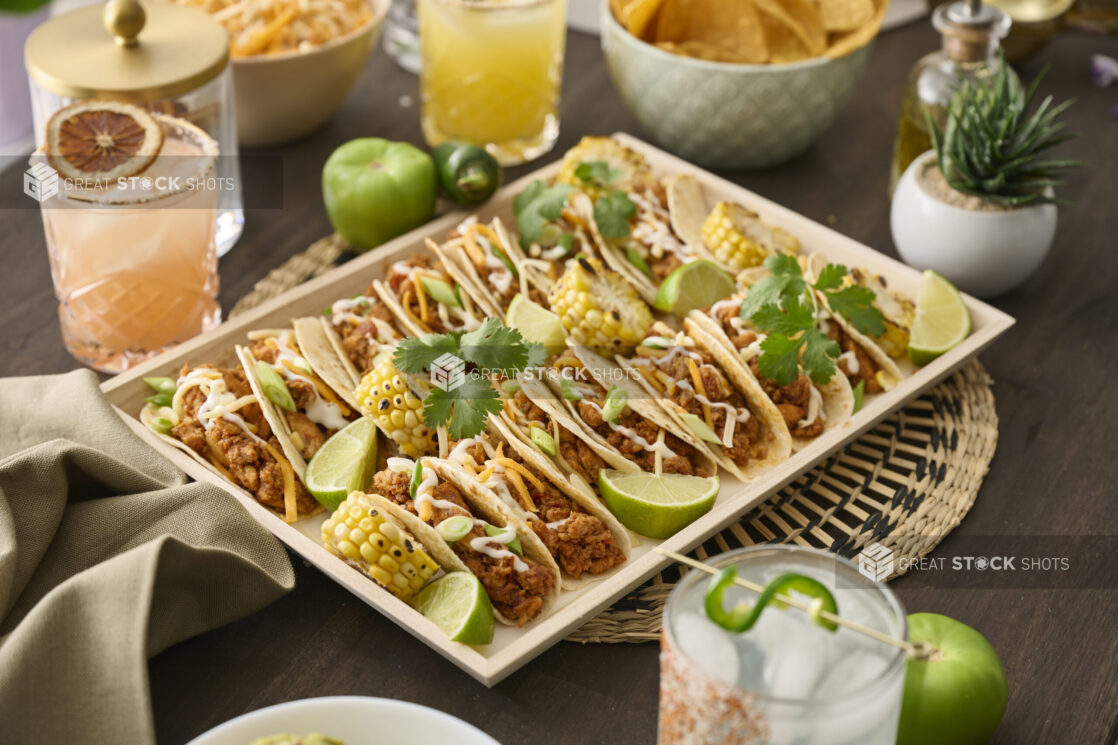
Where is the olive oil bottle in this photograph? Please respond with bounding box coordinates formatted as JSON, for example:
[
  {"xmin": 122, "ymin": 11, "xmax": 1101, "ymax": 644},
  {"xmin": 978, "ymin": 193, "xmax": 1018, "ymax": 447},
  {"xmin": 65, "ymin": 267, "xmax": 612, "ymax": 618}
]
[{"xmin": 889, "ymin": 0, "xmax": 1014, "ymax": 195}]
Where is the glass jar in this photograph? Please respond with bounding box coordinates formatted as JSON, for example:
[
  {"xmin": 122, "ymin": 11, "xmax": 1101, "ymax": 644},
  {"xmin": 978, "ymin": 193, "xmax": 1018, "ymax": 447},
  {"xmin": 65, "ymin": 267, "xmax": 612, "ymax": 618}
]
[
  {"xmin": 888, "ymin": 1, "xmax": 1013, "ymax": 195},
  {"xmin": 25, "ymin": 0, "xmax": 243, "ymax": 256},
  {"xmin": 23, "ymin": 0, "xmax": 237, "ymax": 371}
]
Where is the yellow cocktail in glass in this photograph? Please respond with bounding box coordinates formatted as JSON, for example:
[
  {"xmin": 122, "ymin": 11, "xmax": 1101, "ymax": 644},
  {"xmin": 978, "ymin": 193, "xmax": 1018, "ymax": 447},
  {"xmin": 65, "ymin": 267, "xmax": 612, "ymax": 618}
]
[{"xmin": 418, "ymin": 0, "xmax": 567, "ymax": 165}]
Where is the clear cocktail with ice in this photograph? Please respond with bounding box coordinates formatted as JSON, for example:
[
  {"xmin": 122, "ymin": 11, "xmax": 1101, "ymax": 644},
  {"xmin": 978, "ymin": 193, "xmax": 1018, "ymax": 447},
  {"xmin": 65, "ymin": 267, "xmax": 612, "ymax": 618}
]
[{"xmin": 659, "ymin": 546, "xmax": 908, "ymax": 745}]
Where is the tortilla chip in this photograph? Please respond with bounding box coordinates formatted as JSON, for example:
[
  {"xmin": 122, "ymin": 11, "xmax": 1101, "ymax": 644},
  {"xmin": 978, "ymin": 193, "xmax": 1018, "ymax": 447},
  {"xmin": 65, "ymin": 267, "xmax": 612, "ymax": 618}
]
[
  {"xmin": 754, "ymin": 0, "xmax": 827, "ymax": 57},
  {"xmin": 815, "ymin": 0, "xmax": 874, "ymax": 31},
  {"xmin": 757, "ymin": 9, "xmax": 813, "ymax": 62},
  {"xmin": 614, "ymin": 0, "xmax": 664, "ymax": 39},
  {"xmin": 654, "ymin": 0, "xmax": 768, "ymax": 64},
  {"xmin": 824, "ymin": 0, "xmax": 889, "ymax": 57}
]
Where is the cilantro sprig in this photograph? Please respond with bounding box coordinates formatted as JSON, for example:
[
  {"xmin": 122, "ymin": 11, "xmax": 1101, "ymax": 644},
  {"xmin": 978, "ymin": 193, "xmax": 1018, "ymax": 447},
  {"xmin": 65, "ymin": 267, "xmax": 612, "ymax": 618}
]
[
  {"xmin": 513, "ymin": 180, "xmax": 573, "ymax": 250},
  {"xmin": 393, "ymin": 318, "xmax": 543, "ymax": 438},
  {"xmin": 575, "ymin": 160, "xmax": 637, "ymax": 240},
  {"xmin": 739, "ymin": 254, "xmax": 883, "ymax": 386}
]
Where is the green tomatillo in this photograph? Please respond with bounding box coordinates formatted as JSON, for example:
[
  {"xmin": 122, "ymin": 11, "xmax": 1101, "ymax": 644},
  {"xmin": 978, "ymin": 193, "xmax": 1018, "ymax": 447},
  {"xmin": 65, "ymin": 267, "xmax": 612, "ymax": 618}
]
[
  {"xmin": 322, "ymin": 138, "xmax": 437, "ymax": 251},
  {"xmin": 898, "ymin": 612, "xmax": 1008, "ymax": 745}
]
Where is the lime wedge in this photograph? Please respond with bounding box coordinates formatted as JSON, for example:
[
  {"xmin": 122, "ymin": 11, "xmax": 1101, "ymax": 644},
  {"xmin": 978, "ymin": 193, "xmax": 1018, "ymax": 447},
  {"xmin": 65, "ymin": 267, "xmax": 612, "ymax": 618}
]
[
  {"xmin": 597, "ymin": 470, "xmax": 719, "ymax": 538},
  {"xmin": 907, "ymin": 270, "xmax": 971, "ymax": 366},
  {"xmin": 304, "ymin": 417, "xmax": 378, "ymax": 511},
  {"xmin": 653, "ymin": 259, "xmax": 736, "ymax": 314},
  {"xmin": 506, "ymin": 293, "xmax": 566, "ymax": 349},
  {"xmin": 413, "ymin": 571, "xmax": 495, "ymax": 645}
]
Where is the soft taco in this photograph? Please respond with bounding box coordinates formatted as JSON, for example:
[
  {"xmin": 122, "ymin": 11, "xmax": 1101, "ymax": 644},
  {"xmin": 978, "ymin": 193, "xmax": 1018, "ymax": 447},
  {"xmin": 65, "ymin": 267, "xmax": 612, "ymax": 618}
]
[
  {"xmin": 139, "ymin": 363, "xmax": 318, "ymax": 523},
  {"xmin": 373, "ymin": 253, "xmax": 487, "ymax": 338},
  {"xmin": 537, "ymin": 347, "xmax": 719, "ymax": 481},
  {"xmin": 235, "ymin": 329, "xmax": 358, "ymax": 482},
  {"xmin": 368, "ymin": 455, "xmax": 561, "ymax": 626},
  {"xmin": 614, "ymin": 321, "xmax": 792, "ymax": 477},
  {"xmin": 688, "ymin": 296, "xmax": 855, "ymax": 451},
  {"xmin": 430, "ymin": 216, "xmax": 551, "ymax": 317},
  {"xmin": 440, "ymin": 418, "xmax": 630, "ymax": 583}
]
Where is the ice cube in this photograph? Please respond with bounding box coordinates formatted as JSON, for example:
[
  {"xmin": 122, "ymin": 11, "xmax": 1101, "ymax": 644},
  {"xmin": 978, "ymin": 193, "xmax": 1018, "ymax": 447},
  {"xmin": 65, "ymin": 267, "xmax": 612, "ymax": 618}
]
[{"xmin": 674, "ymin": 612, "xmax": 740, "ymax": 685}]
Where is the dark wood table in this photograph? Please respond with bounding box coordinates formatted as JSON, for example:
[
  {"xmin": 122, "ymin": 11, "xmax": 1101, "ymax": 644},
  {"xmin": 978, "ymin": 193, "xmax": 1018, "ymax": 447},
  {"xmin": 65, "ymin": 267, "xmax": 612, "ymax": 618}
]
[{"xmin": 2, "ymin": 22, "xmax": 1116, "ymax": 745}]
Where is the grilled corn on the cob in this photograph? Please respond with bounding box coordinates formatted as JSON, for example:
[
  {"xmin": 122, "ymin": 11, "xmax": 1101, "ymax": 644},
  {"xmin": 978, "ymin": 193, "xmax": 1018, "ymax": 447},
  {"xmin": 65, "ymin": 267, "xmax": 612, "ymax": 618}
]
[
  {"xmin": 548, "ymin": 256, "xmax": 653, "ymax": 353},
  {"xmin": 848, "ymin": 268, "xmax": 914, "ymax": 359},
  {"xmin": 701, "ymin": 201, "xmax": 801, "ymax": 272},
  {"xmin": 322, "ymin": 492, "xmax": 438, "ymax": 600},
  {"xmin": 355, "ymin": 358, "xmax": 436, "ymax": 457},
  {"xmin": 556, "ymin": 136, "xmax": 653, "ymax": 202}
]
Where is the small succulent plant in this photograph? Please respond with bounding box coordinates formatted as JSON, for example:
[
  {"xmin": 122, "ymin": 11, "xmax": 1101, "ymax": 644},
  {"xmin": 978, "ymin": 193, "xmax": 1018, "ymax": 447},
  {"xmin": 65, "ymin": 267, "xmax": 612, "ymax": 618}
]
[{"xmin": 927, "ymin": 57, "xmax": 1082, "ymax": 207}]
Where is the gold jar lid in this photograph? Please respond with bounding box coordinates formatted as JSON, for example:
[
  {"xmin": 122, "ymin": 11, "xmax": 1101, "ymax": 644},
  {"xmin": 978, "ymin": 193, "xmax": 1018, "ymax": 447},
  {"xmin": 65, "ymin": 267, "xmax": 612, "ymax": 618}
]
[{"xmin": 25, "ymin": 0, "xmax": 229, "ymax": 103}]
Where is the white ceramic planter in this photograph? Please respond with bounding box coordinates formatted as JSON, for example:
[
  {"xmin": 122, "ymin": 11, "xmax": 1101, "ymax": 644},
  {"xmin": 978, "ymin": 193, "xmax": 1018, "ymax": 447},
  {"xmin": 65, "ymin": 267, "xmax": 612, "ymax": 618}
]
[{"xmin": 891, "ymin": 150, "xmax": 1057, "ymax": 298}]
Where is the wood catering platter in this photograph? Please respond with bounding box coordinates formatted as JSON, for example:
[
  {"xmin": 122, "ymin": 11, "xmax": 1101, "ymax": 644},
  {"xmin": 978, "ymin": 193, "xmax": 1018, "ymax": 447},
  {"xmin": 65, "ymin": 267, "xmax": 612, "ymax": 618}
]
[{"xmin": 101, "ymin": 134, "xmax": 1015, "ymax": 686}]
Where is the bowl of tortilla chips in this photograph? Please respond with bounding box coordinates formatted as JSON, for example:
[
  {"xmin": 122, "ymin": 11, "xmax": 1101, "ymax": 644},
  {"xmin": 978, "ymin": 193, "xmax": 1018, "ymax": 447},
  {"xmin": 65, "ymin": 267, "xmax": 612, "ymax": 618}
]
[{"xmin": 601, "ymin": 0, "xmax": 887, "ymax": 169}]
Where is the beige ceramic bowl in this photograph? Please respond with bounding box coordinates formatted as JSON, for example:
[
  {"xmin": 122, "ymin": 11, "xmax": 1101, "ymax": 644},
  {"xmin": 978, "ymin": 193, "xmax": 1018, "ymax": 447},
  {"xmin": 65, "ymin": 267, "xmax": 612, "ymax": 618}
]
[
  {"xmin": 231, "ymin": 0, "xmax": 388, "ymax": 147},
  {"xmin": 600, "ymin": 0, "xmax": 873, "ymax": 170}
]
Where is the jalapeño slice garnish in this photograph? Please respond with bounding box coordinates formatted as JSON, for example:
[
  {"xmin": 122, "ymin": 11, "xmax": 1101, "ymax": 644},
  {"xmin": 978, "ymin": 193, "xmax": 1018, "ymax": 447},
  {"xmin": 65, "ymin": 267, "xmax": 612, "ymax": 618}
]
[{"xmin": 704, "ymin": 567, "xmax": 839, "ymax": 633}]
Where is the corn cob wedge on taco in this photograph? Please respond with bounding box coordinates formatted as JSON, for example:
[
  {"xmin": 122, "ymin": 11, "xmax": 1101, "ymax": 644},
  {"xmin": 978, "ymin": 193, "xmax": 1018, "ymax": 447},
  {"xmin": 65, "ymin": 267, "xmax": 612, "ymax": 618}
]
[
  {"xmin": 368, "ymin": 456, "xmax": 560, "ymax": 626},
  {"xmin": 547, "ymin": 256, "xmax": 653, "ymax": 354},
  {"xmin": 321, "ymin": 491, "xmax": 441, "ymax": 601},
  {"xmin": 140, "ymin": 363, "xmax": 318, "ymax": 523},
  {"xmin": 615, "ymin": 321, "xmax": 792, "ymax": 478},
  {"xmin": 440, "ymin": 418, "xmax": 630, "ymax": 584}
]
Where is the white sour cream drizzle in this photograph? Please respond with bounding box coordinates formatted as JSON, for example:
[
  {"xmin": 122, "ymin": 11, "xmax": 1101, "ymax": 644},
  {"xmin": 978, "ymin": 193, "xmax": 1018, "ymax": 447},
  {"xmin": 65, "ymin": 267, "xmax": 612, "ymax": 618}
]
[
  {"xmin": 388, "ymin": 457, "xmax": 461, "ymax": 515},
  {"xmin": 175, "ymin": 370, "xmax": 265, "ymax": 445},
  {"xmin": 672, "ymin": 378, "xmax": 750, "ymax": 449},
  {"xmin": 268, "ymin": 332, "xmax": 349, "ymax": 430},
  {"xmin": 738, "ymin": 334, "xmax": 767, "ymax": 363},
  {"xmin": 709, "ymin": 298, "xmax": 743, "ymax": 319},
  {"xmin": 628, "ymin": 191, "xmax": 691, "ymax": 260},
  {"xmin": 330, "ymin": 296, "xmax": 375, "ymax": 326},
  {"xmin": 798, "ymin": 384, "xmax": 825, "ymax": 429},
  {"xmin": 838, "ymin": 350, "xmax": 860, "ymax": 375},
  {"xmin": 483, "ymin": 249, "xmax": 514, "ymax": 295},
  {"xmin": 582, "ymin": 401, "xmax": 678, "ymax": 459},
  {"xmin": 546, "ymin": 516, "xmax": 572, "ymax": 530},
  {"xmin": 469, "ymin": 529, "xmax": 528, "ymax": 572}
]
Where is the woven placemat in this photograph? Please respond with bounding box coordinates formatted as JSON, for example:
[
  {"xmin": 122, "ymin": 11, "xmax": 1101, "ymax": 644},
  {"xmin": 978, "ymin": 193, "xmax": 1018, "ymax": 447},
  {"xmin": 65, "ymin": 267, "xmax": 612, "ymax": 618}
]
[{"xmin": 231, "ymin": 238, "xmax": 999, "ymax": 644}]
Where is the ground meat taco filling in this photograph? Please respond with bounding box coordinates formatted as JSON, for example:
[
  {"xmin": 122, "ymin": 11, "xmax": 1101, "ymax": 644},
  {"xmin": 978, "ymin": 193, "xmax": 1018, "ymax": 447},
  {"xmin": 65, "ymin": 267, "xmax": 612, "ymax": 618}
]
[
  {"xmin": 245, "ymin": 337, "xmax": 353, "ymax": 461},
  {"xmin": 551, "ymin": 350, "xmax": 711, "ymax": 478},
  {"xmin": 506, "ymin": 389, "xmax": 609, "ymax": 491},
  {"xmin": 328, "ymin": 286, "xmax": 402, "ymax": 376},
  {"xmin": 614, "ymin": 183, "xmax": 693, "ymax": 283},
  {"xmin": 372, "ymin": 467, "xmax": 555, "ymax": 625},
  {"xmin": 448, "ymin": 220, "xmax": 547, "ymax": 310},
  {"xmin": 172, "ymin": 365, "xmax": 317, "ymax": 516},
  {"xmin": 447, "ymin": 438, "xmax": 625, "ymax": 579},
  {"xmin": 628, "ymin": 338, "xmax": 765, "ymax": 467},
  {"xmin": 386, "ymin": 255, "xmax": 480, "ymax": 336},
  {"xmin": 713, "ymin": 302, "xmax": 827, "ymax": 439},
  {"xmin": 823, "ymin": 320, "xmax": 883, "ymax": 394}
]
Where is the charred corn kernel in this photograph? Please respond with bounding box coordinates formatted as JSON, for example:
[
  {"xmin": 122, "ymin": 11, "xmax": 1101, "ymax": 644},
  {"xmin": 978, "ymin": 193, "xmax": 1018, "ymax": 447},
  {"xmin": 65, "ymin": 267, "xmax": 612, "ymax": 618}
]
[
  {"xmin": 355, "ymin": 357, "xmax": 436, "ymax": 457},
  {"xmin": 322, "ymin": 492, "xmax": 438, "ymax": 600},
  {"xmin": 848, "ymin": 268, "xmax": 914, "ymax": 358},
  {"xmin": 555, "ymin": 136, "xmax": 653, "ymax": 202},
  {"xmin": 548, "ymin": 256, "xmax": 653, "ymax": 354},
  {"xmin": 702, "ymin": 202, "xmax": 800, "ymax": 272}
]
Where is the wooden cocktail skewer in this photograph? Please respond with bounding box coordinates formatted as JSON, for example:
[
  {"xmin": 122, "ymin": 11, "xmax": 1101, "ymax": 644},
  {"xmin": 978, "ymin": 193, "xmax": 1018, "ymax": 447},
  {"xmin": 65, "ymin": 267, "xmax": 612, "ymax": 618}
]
[{"xmin": 655, "ymin": 548, "xmax": 935, "ymax": 660}]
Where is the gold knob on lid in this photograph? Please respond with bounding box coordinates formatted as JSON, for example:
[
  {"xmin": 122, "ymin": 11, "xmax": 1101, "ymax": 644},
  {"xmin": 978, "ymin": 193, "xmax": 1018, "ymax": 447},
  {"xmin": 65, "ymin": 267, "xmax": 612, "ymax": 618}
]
[{"xmin": 103, "ymin": 0, "xmax": 146, "ymax": 47}]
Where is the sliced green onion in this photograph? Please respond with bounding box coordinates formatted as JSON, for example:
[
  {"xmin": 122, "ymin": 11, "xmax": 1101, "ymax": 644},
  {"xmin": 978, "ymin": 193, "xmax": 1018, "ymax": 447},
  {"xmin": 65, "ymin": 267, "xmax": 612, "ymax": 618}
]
[
  {"xmin": 143, "ymin": 376, "xmax": 176, "ymax": 395},
  {"xmin": 321, "ymin": 307, "xmax": 333, "ymax": 316},
  {"xmin": 149, "ymin": 416, "xmax": 174, "ymax": 435},
  {"xmin": 852, "ymin": 379, "xmax": 865, "ymax": 413},
  {"xmin": 491, "ymin": 245, "xmax": 518, "ymax": 277},
  {"xmin": 626, "ymin": 246, "xmax": 653, "ymax": 278},
  {"xmin": 436, "ymin": 514, "xmax": 473, "ymax": 543},
  {"xmin": 144, "ymin": 392, "xmax": 173, "ymax": 408},
  {"xmin": 538, "ymin": 223, "xmax": 563, "ymax": 247},
  {"xmin": 704, "ymin": 567, "xmax": 839, "ymax": 633},
  {"xmin": 556, "ymin": 233, "xmax": 574, "ymax": 255},
  {"xmin": 484, "ymin": 523, "xmax": 523, "ymax": 556},
  {"xmin": 530, "ymin": 427, "xmax": 556, "ymax": 456},
  {"xmin": 254, "ymin": 361, "xmax": 295, "ymax": 412},
  {"xmin": 600, "ymin": 386, "xmax": 628, "ymax": 423},
  {"xmin": 409, "ymin": 460, "xmax": 423, "ymax": 499},
  {"xmin": 560, "ymin": 378, "xmax": 583, "ymax": 401},
  {"xmin": 419, "ymin": 276, "xmax": 462, "ymax": 309},
  {"xmin": 501, "ymin": 378, "xmax": 521, "ymax": 395},
  {"xmin": 678, "ymin": 412, "xmax": 723, "ymax": 446}
]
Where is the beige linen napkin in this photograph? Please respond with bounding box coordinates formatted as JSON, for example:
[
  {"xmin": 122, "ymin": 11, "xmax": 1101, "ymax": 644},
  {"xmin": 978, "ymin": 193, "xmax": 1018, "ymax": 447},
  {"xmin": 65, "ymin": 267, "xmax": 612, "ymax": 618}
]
[{"xmin": 0, "ymin": 370, "xmax": 295, "ymax": 745}]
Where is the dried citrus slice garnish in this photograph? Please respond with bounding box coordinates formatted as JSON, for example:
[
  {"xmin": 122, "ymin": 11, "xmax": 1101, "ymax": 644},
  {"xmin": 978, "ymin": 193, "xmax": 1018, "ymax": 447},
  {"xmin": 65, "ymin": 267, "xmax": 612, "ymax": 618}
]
[{"xmin": 45, "ymin": 100, "xmax": 164, "ymax": 183}]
